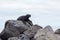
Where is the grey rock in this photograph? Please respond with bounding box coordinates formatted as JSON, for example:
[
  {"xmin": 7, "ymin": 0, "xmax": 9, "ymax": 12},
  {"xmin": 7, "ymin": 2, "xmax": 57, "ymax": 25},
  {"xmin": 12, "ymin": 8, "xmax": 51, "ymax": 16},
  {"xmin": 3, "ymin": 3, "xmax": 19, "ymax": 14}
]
[
  {"xmin": 8, "ymin": 34, "xmax": 30, "ymax": 40},
  {"xmin": 44, "ymin": 26, "xmax": 56, "ymax": 40},
  {"xmin": 55, "ymin": 28, "xmax": 60, "ymax": 34},
  {"xmin": 8, "ymin": 37, "xmax": 20, "ymax": 40},
  {"xmin": 55, "ymin": 34, "xmax": 60, "ymax": 40},
  {"xmin": 0, "ymin": 20, "xmax": 30, "ymax": 40},
  {"xmin": 6, "ymin": 20, "xmax": 30, "ymax": 33},
  {"xmin": 34, "ymin": 29, "xmax": 45, "ymax": 40},
  {"xmin": 54, "ymin": 29, "xmax": 60, "ymax": 40},
  {"xmin": 0, "ymin": 29, "xmax": 14, "ymax": 40},
  {"xmin": 24, "ymin": 29, "xmax": 35, "ymax": 38},
  {"xmin": 31, "ymin": 25, "xmax": 42, "ymax": 32},
  {"xmin": 24, "ymin": 25, "xmax": 42, "ymax": 38},
  {"xmin": 44, "ymin": 25, "xmax": 54, "ymax": 32},
  {"xmin": 34, "ymin": 25, "xmax": 56, "ymax": 40},
  {"xmin": 34, "ymin": 25, "xmax": 60, "ymax": 40}
]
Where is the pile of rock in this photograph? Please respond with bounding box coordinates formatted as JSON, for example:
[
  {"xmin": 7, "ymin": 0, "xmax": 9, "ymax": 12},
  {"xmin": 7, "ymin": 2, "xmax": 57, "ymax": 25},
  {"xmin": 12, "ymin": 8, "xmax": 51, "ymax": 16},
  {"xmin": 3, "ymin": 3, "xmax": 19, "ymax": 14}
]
[
  {"xmin": 0, "ymin": 14, "xmax": 60, "ymax": 40},
  {"xmin": 0, "ymin": 14, "xmax": 42, "ymax": 40}
]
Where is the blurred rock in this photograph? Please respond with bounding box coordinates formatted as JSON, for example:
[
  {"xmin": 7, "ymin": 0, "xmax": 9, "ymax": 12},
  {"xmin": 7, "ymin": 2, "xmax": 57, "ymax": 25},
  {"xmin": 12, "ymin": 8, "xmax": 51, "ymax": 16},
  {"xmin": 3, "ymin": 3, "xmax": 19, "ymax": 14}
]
[
  {"xmin": 8, "ymin": 34, "xmax": 30, "ymax": 40},
  {"xmin": 5, "ymin": 20, "xmax": 30, "ymax": 33},
  {"xmin": 34, "ymin": 25, "xmax": 56, "ymax": 40},
  {"xmin": 34, "ymin": 29, "xmax": 45, "ymax": 40},
  {"xmin": 0, "ymin": 29, "xmax": 13, "ymax": 40},
  {"xmin": 55, "ymin": 34, "xmax": 60, "ymax": 40},
  {"xmin": 24, "ymin": 29, "xmax": 35, "ymax": 38},
  {"xmin": 44, "ymin": 25, "xmax": 56, "ymax": 40},
  {"xmin": 54, "ymin": 28, "xmax": 60, "ymax": 40},
  {"xmin": 55, "ymin": 28, "xmax": 60, "ymax": 34},
  {"xmin": 44, "ymin": 25, "xmax": 54, "ymax": 32},
  {"xmin": 31, "ymin": 25, "xmax": 43, "ymax": 32},
  {"xmin": 24, "ymin": 25, "xmax": 42, "ymax": 38},
  {"xmin": 0, "ymin": 20, "xmax": 31, "ymax": 40}
]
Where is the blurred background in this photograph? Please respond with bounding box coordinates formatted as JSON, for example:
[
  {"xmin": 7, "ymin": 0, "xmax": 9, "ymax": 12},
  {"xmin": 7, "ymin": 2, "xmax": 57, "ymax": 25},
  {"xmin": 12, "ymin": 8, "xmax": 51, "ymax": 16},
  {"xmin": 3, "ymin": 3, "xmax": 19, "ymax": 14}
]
[{"xmin": 0, "ymin": 0, "xmax": 60, "ymax": 32}]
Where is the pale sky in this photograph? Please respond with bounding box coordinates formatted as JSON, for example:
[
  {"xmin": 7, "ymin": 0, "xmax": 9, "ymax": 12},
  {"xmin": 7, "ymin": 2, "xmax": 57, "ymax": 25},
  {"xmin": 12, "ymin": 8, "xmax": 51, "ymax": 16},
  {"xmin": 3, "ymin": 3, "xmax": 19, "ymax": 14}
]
[{"xmin": 0, "ymin": 0, "xmax": 60, "ymax": 32}]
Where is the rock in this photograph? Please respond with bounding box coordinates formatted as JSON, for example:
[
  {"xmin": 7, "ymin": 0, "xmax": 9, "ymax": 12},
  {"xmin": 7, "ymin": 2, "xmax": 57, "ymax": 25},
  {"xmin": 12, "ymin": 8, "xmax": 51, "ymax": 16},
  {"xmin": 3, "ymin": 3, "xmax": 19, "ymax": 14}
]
[
  {"xmin": 0, "ymin": 29, "xmax": 14, "ymax": 40},
  {"xmin": 0, "ymin": 20, "xmax": 31, "ymax": 40},
  {"xmin": 5, "ymin": 20, "xmax": 30, "ymax": 33},
  {"xmin": 44, "ymin": 25, "xmax": 54, "ymax": 32},
  {"xmin": 55, "ymin": 28, "xmax": 60, "ymax": 34},
  {"xmin": 24, "ymin": 29, "xmax": 35, "ymax": 38},
  {"xmin": 31, "ymin": 25, "xmax": 43, "ymax": 32},
  {"xmin": 25, "ymin": 22, "xmax": 32, "ymax": 27},
  {"xmin": 34, "ymin": 29, "xmax": 45, "ymax": 40},
  {"xmin": 54, "ymin": 28, "xmax": 60, "ymax": 40},
  {"xmin": 34, "ymin": 25, "xmax": 60, "ymax": 40},
  {"xmin": 55, "ymin": 34, "xmax": 60, "ymax": 40},
  {"xmin": 24, "ymin": 25, "xmax": 42, "ymax": 38},
  {"xmin": 34, "ymin": 25, "xmax": 56, "ymax": 40},
  {"xmin": 8, "ymin": 37, "xmax": 19, "ymax": 40},
  {"xmin": 44, "ymin": 25, "xmax": 56, "ymax": 40},
  {"xmin": 8, "ymin": 34, "xmax": 30, "ymax": 40}
]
